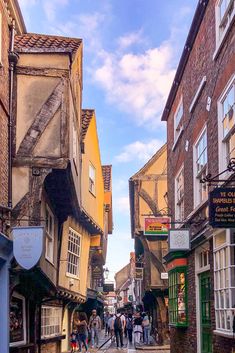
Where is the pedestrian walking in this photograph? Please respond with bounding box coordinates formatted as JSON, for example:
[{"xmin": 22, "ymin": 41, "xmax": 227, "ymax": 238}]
[
  {"xmin": 89, "ymin": 309, "xmax": 101, "ymax": 348},
  {"xmin": 113, "ymin": 309, "xmax": 126, "ymax": 349},
  {"xmin": 126, "ymin": 313, "xmax": 133, "ymax": 343},
  {"xmin": 142, "ymin": 312, "xmax": 151, "ymax": 345},
  {"xmin": 77, "ymin": 312, "xmax": 89, "ymax": 352},
  {"xmin": 133, "ymin": 312, "xmax": 143, "ymax": 345},
  {"xmin": 108, "ymin": 314, "xmax": 115, "ymax": 340},
  {"xmin": 104, "ymin": 311, "xmax": 110, "ymax": 336}
]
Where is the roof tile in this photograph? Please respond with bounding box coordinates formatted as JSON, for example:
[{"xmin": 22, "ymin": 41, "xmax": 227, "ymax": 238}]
[
  {"xmin": 102, "ymin": 165, "xmax": 112, "ymax": 192},
  {"xmin": 81, "ymin": 109, "xmax": 94, "ymax": 142},
  {"xmin": 14, "ymin": 33, "xmax": 82, "ymax": 56}
]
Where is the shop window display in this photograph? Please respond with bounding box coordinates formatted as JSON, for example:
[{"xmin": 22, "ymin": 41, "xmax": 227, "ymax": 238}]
[{"xmin": 168, "ymin": 267, "xmax": 188, "ymax": 327}]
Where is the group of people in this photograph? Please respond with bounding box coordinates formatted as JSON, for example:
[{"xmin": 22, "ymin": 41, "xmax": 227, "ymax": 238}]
[
  {"xmin": 104, "ymin": 310, "xmax": 152, "ymax": 349},
  {"xmin": 70, "ymin": 309, "xmax": 152, "ymax": 352},
  {"xmin": 70, "ymin": 309, "xmax": 102, "ymax": 353}
]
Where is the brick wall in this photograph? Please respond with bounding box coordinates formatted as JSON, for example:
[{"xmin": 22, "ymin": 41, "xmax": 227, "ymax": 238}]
[
  {"xmin": 0, "ymin": 1, "xmax": 10, "ymax": 207},
  {"xmin": 166, "ymin": 0, "xmax": 235, "ymax": 352}
]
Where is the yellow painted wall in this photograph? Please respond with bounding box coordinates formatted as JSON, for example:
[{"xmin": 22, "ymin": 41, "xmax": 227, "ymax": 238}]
[
  {"xmin": 81, "ymin": 114, "xmax": 104, "ymax": 230},
  {"xmin": 17, "ymin": 53, "xmax": 70, "ymax": 69},
  {"xmin": 58, "ymin": 216, "xmax": 91, "ymax": 297},
  {"xmin": 138, "ymin": 147, "xmax": 167, "ymax": 230}
]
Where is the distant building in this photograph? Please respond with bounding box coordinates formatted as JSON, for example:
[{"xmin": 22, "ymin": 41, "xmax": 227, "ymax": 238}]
[{"xmin": 129, "ymin": 143, "xmax": 169, "ymax": 343}]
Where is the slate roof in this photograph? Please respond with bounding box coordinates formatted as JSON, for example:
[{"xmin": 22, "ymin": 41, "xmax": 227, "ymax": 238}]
[
  {"xmin": 102, "ymin": 165, "xmax": 112, "ymax": 192},
  {"xmin": 81, "ymin": 109, "xmax": 94, "ymax": 142},
  {"xmin": 14, "ymin": 33, "xmax": 82, "ymax": 56}
]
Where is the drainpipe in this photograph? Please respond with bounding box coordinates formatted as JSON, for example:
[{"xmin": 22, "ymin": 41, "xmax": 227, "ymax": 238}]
[{"xmin": 8, "ymin": 21, "xmax": 19, "ymax": 209}]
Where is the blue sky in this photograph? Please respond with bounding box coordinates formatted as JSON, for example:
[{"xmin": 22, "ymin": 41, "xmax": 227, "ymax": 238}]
[{"xmin": 19, "ymin": 0, "xmax": 197, "ymax": 280}]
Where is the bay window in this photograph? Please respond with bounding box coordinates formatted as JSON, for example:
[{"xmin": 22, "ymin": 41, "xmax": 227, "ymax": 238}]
[
  {"xmin": 67, "ymin": 227, "xmax": 81, "ymax": 277},
  {"xmin": 214, "ymin": 229, "xmax": 235, "ymax": 334},
  {"xmin": 168, "ymin": 267, "xmax": 188, "ymax": 327}
]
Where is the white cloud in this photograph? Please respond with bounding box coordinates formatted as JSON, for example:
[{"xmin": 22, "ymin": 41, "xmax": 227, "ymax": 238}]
[
  {"xmin": 94, "ymin": 39, "xmax": 175, "ymax": 128},
  {"xmin": 117, "ymin": 30, "xmax": 145, "ymax": 50},
  {"xmin": 42, "ymin": 0, "xmax": 68, "ymax": 21},
  {"xmin": 115, "ymin": 196, "xmax": 130, "ymax": 213},
  {"xmin": 115, "ymin": 139, "xmax": 165, "ymax": 163}
]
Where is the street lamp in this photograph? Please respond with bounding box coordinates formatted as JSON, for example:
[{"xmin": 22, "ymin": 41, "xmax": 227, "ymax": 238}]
[{"xmin": 104, "ymin": 267, "xmax": 109, "ymax": 279}]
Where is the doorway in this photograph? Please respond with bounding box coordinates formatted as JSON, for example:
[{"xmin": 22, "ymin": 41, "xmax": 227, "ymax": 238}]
[{"xmin": 199, "ymin": 271, "xmax": 212, "ymax": 353}]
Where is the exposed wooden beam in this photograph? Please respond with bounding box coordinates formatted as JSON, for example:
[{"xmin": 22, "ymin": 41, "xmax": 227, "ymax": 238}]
[
  {"xmin": 13, "ymin": 157, "xmax": 69, "ymax": 169},
  {"xmin": 16, "ymin": 66, "xmax": 69, "ymax": 78}
]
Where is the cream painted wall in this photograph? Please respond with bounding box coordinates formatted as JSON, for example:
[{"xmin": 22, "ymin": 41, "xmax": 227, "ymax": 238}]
[
  {"xmin": 16, "ymin": 75, "xmax": 60, "ymax": 151},
  {"xmin": 12, "ymin": 166, "xmax": 29, "ymax": 207},
  {"xmin": 17, "ymin": 53, "xmax": 70, "ymax": 69},
  {"xmin": 81, "ymin": 115, "xmax": 104, "ymax": 231},
  {"xmin": 58, "ymin": 216, "xmax": 91, "ymax": 298}
]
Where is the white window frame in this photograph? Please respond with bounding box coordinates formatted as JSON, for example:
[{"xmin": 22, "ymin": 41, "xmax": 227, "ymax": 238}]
[
  {"xmin": 66, "ymin": 227, "xmax": 81, "ymax": 278},
  {"xmin": 218, "ymin": 74, "xmax": 235, "ymax": 177},
  {"xmin": 213, "ymin": 229, "xmax": 235, "ymax": 336},
  {"xmin": 9, "ymin": 292, "xmax": 27, "ymax": 347},
  {"xmin": 175, "ymin": 165, "xmax": 184, "ymax": 226},
  {"xmin": 173, "ymin": 98, "xmax": 184, "ymax": 148},
  {"xmin": 41, "ymin": 306, "xmax": 62, "ymax": 338},
  {"xmin": 89, "ymin": 163, "xmax": 96, "ymax": 196},
  {"xmin": 214, "ymin": 0, "xmax": 235, "ymax": 58},
  {"xmin": 193, "ymin": 126, "xmax": 208, "ymax": 208},
  {"xmin": 45, "ymin": 205, "xmax": 55, "ymax": 264}
]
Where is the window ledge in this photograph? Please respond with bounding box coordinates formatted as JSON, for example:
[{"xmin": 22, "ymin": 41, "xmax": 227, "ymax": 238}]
[
  {"xmin": 39, "ymin": 334, "xmax": 66, "ymax": 344},
  {"xmin": 213, "ymin": 9, "xmax": 235, "ymax": 61},
  {"xmin": 172, "ymin": 127, "xmax": 184, "ymax": 151},
  {"xmin": 213, "ymin": 329, "xmax": 234, "ymax": 339},
  {"xmin": 66, "ymin": 272, "xmax": 80, "ymax": 280}
]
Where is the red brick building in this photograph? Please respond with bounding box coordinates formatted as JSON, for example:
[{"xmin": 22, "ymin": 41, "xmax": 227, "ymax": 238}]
[{"xmin": 162, "ymin": 1, "xmax": 235, "ymax": 353}]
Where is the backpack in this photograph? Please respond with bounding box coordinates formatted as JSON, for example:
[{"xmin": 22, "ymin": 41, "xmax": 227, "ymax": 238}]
[
  {"xmin": 126, "ymin": 317, "xmax": 133, "ymax": 330},
  {"xmin": 114, "ymin": 315, "xmax": 122, "ymax": 330}
]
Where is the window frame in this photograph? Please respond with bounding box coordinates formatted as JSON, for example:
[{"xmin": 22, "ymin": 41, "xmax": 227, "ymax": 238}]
[
  {"xmin": 213, "ymin": 229, "xmax": 235, "ymax": 335},
  {"xmin": 89, "ymin": 162, "xmax": 96, "ymax": 196},
  {"xmin": 173, "ymin": 98, "xmax": 184, "ymax": 146},
  {"xmin": 214, "ymin": 0, "xmax": 235, "ymax": 58},
  {"xmin": 218, "ymin": 74, "xmax": 235, "ymax": 176},
  {"xmin": 193, "ymin": 127, "xmax": 208, "ymax": 207},
  {"xmin": 41, "ymin": 306, "xmax": 62, "ymax": 339},
  {"xmin": 168, "ymin": 266, "xmax": 188, "ymax": 327},
  {"xmin": 45, "ymin": 205, "xmax": 55, "ymax": 264},
  {"xmin": 66, "ymin": 227, "xmax": 81, "ymax": 279},
  {"xmin": 9, "ymin": 292, "xmax": 27, "ymax": 347},
  {"xmin": 175, "ymin": 166, "xmax": 184, "ymax": 225}
]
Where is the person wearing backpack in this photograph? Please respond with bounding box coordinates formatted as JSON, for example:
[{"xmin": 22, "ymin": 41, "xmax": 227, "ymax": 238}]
[
  {"xmin": 126, "ymin": 313, "xmax": 133, "ymax": 343},
  {"xmin": 113, "ymin": 309, "xmax": 125, "ymax": 349}
]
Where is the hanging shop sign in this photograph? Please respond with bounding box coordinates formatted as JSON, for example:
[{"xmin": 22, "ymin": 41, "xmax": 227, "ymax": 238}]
[
  {"xmin": 144, "ymin": 217, "xmax": 170, "ymax": 237},
  {"xmin": 12, "ymin": 226, "xmax": 44, "ymax": 270},
  {"xmin": 135, "ymin": 267, "xmax": 143, "ymax": 280},
  {"xmin": 169, "ymin": 229, "xmax": 190, "ymax": 251},
  {"xmin": 209, "ymin": 187, "xmax": 235, "ymax": 228},
  {"xmin": 103, "ymin": 283, "xmax": 114, "ymax": 293}
]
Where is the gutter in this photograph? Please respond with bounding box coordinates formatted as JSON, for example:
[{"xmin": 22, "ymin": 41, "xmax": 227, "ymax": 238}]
[{"xmin": 161, "ymin": 0, "xmax": 209, "ymax": 121}]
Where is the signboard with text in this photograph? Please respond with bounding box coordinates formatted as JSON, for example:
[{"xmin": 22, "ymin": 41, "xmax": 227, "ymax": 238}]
[
  {"xmin": 209, "ymin": 188, "xmax": 235, "ymax": 228},
  {"xmin": 144, "ymin": 217, "xmax": 170, "ymax": 237},
  {"xmin": 12, "ymin": 226, "xmax": 44, "ymax": 270},
  {"xmin": 135, "ymin": 267, "xmax": 143, "ymax": 280},
  {"xmin": 169, "ymin": 229, "xmax": 190, "ymax": 251}
]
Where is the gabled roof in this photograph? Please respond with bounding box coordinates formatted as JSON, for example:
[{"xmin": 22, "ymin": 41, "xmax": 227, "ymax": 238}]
[
  {"xmin": 130, "ymin": 143, "xmax": 167, "ymax": 180},
  {"xmin": 102, "ymin": 165, "xmax": 112, "ymax": 192},
  {"xmin": 81, "ymin": 109, "xmax": 94, "ymax": 142},
  {"xmin": 14, "ymin": 33, "xmax": 82, "ymax": 57}
]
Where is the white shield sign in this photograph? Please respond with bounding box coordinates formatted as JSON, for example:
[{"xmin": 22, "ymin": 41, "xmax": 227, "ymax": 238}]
[{"xmin": 13, "ymin": 227, "xmax": 44, "ymax": 270}]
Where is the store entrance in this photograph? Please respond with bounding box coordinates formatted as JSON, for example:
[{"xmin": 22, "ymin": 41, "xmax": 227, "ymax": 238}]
[{"xmin": 199, "ymin": 271, "xmax": 212, "ymax": 353}]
